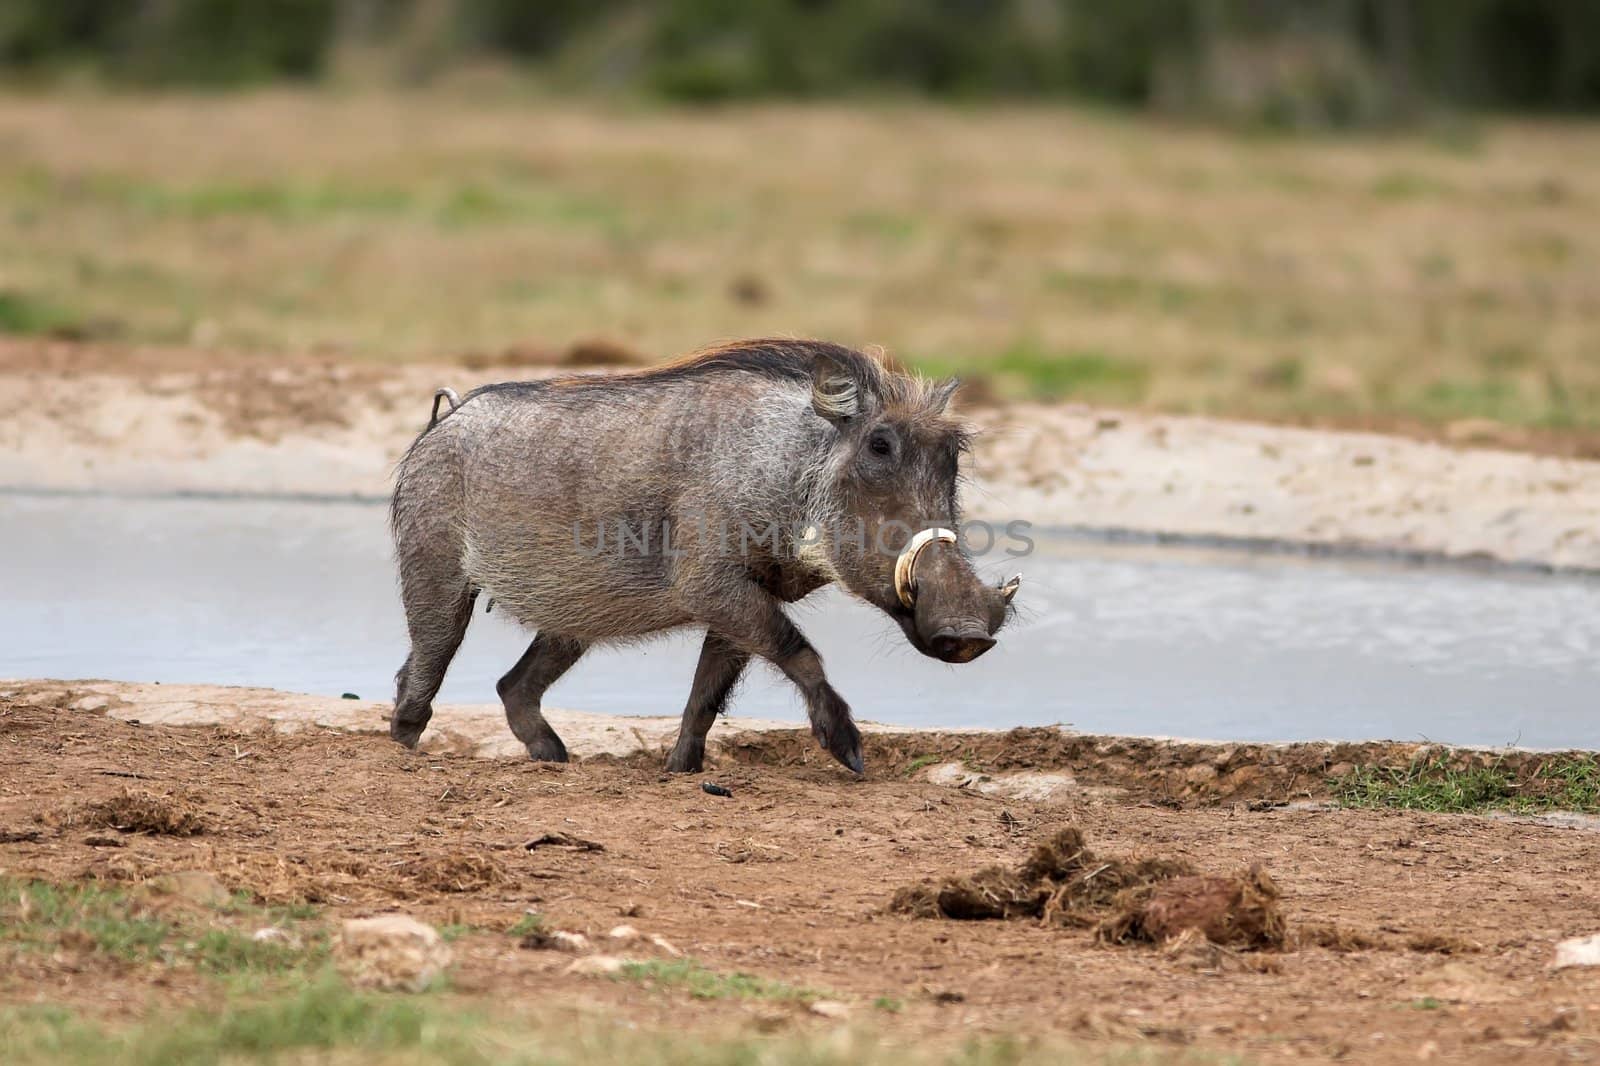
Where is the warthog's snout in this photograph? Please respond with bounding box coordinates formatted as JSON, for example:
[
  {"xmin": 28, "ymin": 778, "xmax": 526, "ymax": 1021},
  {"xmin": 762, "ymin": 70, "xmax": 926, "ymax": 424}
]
[
  {"xmin": 893, "ymin": 533, "xmax": 1017, "ymax": 663},
  {"xmin": 928, "ymin": 625, "xmax": 996, "ymax": 664}
]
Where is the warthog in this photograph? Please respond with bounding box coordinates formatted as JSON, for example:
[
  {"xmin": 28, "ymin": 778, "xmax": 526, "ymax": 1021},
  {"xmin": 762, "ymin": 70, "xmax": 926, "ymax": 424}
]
[{"xmin": 389, "ymin": 339, "xmax": 1019, "ymax": 773}]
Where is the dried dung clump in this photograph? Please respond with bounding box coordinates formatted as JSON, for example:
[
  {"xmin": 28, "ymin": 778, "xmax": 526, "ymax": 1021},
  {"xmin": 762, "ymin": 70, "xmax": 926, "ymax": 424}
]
[
  {"xmin": 56, "ymin": 789, "xmax": 205, "ymax": 836},
  {"xmin": 891, "ymin": 826, "xmax": 1286, "ymax": 951},
  {"xmin": 1295, "ymin": 922, "xmax": 1384, "ymax": 952},
  {"xmin": 1405, "ymin": 932, "xmax": 1482, "ymax": 955},
  {"xmin": 396, "ymin": 853, "xmax": 508, "ymax": 894},
  {"xmin": 1098, "ymin": 866, "xmax": 1285, "ymax": 950}
]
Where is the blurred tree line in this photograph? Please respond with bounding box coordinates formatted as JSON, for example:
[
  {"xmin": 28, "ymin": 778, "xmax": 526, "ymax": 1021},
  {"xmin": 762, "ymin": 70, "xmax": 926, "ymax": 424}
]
[{"xmin": 2, "ymin": 0, "xmax": 1597, "ymax": 122}]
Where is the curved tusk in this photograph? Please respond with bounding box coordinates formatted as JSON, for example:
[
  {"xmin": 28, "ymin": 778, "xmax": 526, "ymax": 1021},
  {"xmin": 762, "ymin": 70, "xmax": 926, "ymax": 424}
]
[
  {"xmin": 1000, "ymin": 573, "xmax": 1021, "ymax": 604},
  {"xmin": 893, "ymin": 527, "xmax": 959, "ymax": 609}
]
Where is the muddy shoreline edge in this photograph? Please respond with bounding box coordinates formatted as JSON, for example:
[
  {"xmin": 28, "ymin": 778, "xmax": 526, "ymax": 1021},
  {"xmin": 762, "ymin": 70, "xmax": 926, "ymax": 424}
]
[{"xmin": 9, "ymin": 679, "xmax": 1596, "ymax": 812}]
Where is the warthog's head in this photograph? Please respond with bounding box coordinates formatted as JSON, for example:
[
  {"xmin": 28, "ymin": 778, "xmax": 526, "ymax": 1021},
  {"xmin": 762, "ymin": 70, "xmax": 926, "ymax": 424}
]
[{"xmin": 804, "ymin": 351, "xmax": 1019, "ymax": 663}]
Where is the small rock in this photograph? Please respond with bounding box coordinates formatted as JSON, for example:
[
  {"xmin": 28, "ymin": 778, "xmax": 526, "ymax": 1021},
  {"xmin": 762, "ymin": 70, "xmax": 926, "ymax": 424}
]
[
  {"xmin": 604, "ymin": 924, "xmax": 679, "ymax": 956},
  {"xmin": 808, "ymin": 1000, "xmax": 850, "ymax": 1020},
  {"xmin": 522, "ymin": 929, "xmax": 591, "ymax": 953},
  {"xmin": 566, "ymin": 954, "xmax": 628, "ymax": 976},
  {"xmin": 336, "ymin": 914, "xmax": 452, "ymax": 992},
  {"xmin": 252, "ymin": 926, "xmax": 299, "ymax": 947},
  {"xmin": 1552, "ymin": 933, "xmax": 1600, "ymax": 969},
  {"xmin": 73, "ymin": 695, "xmax": 112, "ymax": 712}
]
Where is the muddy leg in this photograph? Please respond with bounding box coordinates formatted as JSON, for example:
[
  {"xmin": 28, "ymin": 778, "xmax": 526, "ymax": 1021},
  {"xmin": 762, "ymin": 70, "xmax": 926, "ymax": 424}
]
[
  {"xmin": 497, "ymin": 632, "xmax": 585, "ymax": 762},
  {"xmin": 391, "ymin": 585, "xmax": 475, "ymax": 749},
  {"xmin": 665, "ymin": 631, "xmax": 750, "ymax": 774}
]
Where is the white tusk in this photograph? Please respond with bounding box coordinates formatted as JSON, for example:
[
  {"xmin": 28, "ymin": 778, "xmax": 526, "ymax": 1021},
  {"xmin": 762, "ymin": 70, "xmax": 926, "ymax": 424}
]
[
  {"xmin": 1000, "ymin": 573, "xmax": 1021, "ymax": 604},
  {"xmin": 893, "ymin": 527, "xmax": 959, "ymax": 609}
]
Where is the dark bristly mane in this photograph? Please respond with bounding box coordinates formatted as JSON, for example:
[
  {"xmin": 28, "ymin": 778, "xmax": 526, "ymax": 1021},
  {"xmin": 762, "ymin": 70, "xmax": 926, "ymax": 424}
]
[
  {"xmin": 464, "ymin": 338, "xmax": 964, "ymax": 448},
  {"xmin": 467, "ymin": 338, "xmax": 874, "ymax": 403}
]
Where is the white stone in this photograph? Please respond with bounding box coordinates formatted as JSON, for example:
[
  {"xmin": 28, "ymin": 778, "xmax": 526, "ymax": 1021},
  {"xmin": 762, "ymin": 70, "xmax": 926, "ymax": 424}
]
[
  {"xmin": 566, "ymin": 954, "xmax": 628, "ymax": 976},
  {"xmin": 1553, "ymin": 933, "xmax": 1600, "ymax": 969},
  {"xmin": 336, "ymin": 914, "xmax": 452, "ymax": 992}
]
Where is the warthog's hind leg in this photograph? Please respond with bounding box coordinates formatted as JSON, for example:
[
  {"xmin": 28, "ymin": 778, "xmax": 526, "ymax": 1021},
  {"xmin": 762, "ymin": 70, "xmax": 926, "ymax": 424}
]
[
  {"xmin": 665, "ymin": 631, "xmax": 750, "ymax": 774},
  {"xmin": 498, "ymin": 632, "xmax": 586, "ymax": 762},
  {"xmin": 391, "ymin": 583, "xmax": 475, "ymax": 749}
]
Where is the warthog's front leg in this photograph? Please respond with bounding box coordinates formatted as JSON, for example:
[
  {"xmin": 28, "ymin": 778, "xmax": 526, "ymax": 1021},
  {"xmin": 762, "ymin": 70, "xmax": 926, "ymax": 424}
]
[
  {"xmin": 665, "ymin": 631, "xmax": 750, "ymax": 774},
  {"xmin": 700, "ymin": 585, "xmax": 863, "ymax": 774},
  {"xmin": 497, "ymin": 632, "xmax": 586, "ymax": 762}
]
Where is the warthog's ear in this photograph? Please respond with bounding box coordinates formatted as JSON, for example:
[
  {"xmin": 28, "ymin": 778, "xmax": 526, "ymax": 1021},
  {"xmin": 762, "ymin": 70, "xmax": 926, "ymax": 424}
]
[
  {"xmin": 811, "ymin": 351, "xmax": 866, "ymax": 423},
  {"xmin": 929, "ymin": 377, "xmax": 960, "ymax": 414}
]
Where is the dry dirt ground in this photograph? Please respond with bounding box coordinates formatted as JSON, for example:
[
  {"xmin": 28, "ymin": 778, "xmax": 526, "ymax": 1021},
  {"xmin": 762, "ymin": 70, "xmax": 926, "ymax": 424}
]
[
  {"xmin": 3, "ymin": 337, "xmax": 1600, "ymax": 572},
  {"xmin": 3, "ymin": 688, "xmax": 1599, "ymax": 1065}
]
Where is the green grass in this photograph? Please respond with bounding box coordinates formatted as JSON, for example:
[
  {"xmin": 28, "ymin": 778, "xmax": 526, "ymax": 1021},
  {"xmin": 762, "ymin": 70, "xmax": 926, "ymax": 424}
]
[
  {"xmin": 0, "ymin": 981, "xmax": 1235, "ymax": 1066},
  {"xmin": 3, "ymin": 95, "xmax": 1598, "ymax": 439},
  {"xmin": 0, "ymin": 289, "xmax": 90, "ymax": 338},
  {"xmin": 0, "ymin": 876, "xmax": 326, "ymax": 975},
  {"xmin": 903, "ymin": 754, "xmax": 942, "ymax": 777},
  {"xmin": 915, "ymin": 341, "xmax": 1149, "ymax": 404},
  {"xmin": 1332, "ymin": 753, "xmax": 1600, "ymax": 815},
  {"xmin": 616, "ymin": 958, "xmax": 824, "ymax": 1003},
  {"xmin": 36, "ymin": 171, "xmax": 627, "ymax": 233},
  {"xmin": 506, "ymin": 912, "xmax": 545, "ymax": 937}
]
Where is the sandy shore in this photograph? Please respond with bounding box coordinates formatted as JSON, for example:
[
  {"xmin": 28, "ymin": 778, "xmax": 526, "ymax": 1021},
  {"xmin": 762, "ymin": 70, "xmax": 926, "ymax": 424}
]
[{"xmin": 3, "ymin": 339, "xmax": 1598, "ymax": 572}]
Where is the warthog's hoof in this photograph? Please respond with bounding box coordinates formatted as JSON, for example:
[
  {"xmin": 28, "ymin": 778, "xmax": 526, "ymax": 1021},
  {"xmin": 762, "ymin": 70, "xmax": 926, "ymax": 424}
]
[
  {"xmin": 816, "ymin": 718, "xmax": 864, "ymax": 776},
  {"xmin": 389, "ymin": 720, "xmax": 427, "ymax": 749},
  {"xmin": 525, "ymin": 734, "xmax": 569, "ymax": 763},
  {"xmin": 663, "ymin": 744, "xmax": 705, "ymax": 775}
]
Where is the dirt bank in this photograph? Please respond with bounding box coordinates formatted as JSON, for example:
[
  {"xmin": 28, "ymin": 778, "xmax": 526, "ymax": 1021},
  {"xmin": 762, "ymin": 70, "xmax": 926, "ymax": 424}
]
[
  {"xmin": 3, "ymin": 338, "xmax": 1599, "ymax": 572},
  {"xmin": 2, "ymin": 690, "xmax": 1598, "ymax": 1064},
  {"xmin": 14, "ymin": 678, "xmax": 1597, "ymax": 811}
]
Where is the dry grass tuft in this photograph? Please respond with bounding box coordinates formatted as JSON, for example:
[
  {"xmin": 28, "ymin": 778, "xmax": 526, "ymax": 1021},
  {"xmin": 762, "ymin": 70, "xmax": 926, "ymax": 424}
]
[
  {"xmin": 55, "ymin": 789, "xmax": 206, "ymax": 837},
  {"xmin": 394, "ymin": 852, "xmax": 509, "ymax": 894}
]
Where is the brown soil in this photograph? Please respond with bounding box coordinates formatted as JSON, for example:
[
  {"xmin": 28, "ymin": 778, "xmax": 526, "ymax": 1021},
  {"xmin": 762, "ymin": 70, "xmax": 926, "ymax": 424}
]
[
  {"xmin": 3, "ymin": 696, "xmax": 1599, "ymax": 1063},
  {"xmin": 725, "ymin": 727, "xmax": 1596, "ymax": 810}
]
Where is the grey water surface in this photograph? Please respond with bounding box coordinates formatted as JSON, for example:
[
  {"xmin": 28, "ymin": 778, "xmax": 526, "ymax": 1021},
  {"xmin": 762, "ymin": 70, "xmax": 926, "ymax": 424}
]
[{"xmin": 3, "ymin": 494, "xmax": 1596, "ymax": 749}]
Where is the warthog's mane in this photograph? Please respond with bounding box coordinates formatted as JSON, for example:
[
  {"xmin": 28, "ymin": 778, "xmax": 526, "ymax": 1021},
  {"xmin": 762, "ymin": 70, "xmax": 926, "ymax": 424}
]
[{"xmin": 464, "ymin": 337, "xmax": 968, "ymax": 441}]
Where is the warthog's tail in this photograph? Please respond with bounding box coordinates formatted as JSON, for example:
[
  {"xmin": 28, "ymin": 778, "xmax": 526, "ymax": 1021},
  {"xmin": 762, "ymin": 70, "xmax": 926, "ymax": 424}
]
[{"xmin": 429, "ymin": 387, "xmax": 462, "ymax": 429}]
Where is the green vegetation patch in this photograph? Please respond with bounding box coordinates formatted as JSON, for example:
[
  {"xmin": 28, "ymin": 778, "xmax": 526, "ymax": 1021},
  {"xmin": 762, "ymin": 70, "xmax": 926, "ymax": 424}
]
[
  {"xmin": 0, "ymin": 289, "xmax": 90, "ymax": 338},
  {"xmin": 0, "ymin": 980, "xmax": 1226, "ymax": 1066},
  {"xmin": 506, "ymin": 912, "xmax": 546, "ymax": 938},
  {"xmin": 1332, "ymin": 753, "xmax": 1600, "ymax": 815},
  {"xmin": 0, "ymin": 876, "xmax": 325, "ymax": 975},
  {"xmin": 916, "ymin": 342, "xmax": 1149, "ymax": 404}
]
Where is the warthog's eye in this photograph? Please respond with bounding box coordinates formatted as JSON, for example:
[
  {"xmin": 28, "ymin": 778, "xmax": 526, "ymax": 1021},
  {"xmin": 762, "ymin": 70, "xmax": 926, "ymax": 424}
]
[{"xmin": 868, "ymin": 429, "xmax": 895, "ymax": 458}]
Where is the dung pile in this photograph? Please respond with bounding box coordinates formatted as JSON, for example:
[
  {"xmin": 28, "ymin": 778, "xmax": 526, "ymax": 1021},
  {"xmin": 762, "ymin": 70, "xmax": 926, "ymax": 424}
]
[
  {"xmin": 890, "ymin": 826, "xmax": 1285, "ymax": 950},
  {"xmin": 52, "ymin": 788, "xmax": 206, "ymax": 836}
]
